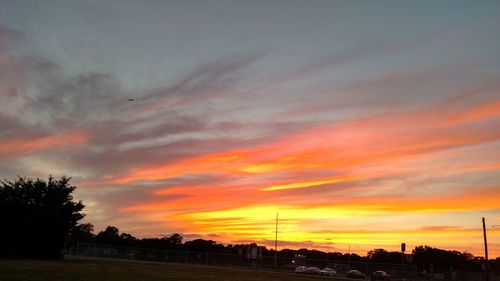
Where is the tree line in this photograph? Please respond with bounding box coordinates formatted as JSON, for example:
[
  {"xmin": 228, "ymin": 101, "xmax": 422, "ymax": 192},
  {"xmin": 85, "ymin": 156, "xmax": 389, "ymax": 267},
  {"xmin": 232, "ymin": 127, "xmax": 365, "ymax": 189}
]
[
  {"xmin": 69, "ymin": 223, "xmax": 498, "ymax": 272},
  {"xmin": 1, "ymin": 176, "xmax": 499, "ymax": 273}
]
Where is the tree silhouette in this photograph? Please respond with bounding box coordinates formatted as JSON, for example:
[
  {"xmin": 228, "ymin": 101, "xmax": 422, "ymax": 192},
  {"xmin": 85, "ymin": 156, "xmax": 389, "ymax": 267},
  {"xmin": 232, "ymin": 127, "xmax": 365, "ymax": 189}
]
[
  {"xmin": 412, "ymin": 245, "xmax": 478, "ymax": 271},
  {"xmin": 68, "ymin": 223, "xmax": 95, "ymax": 249},
  {"xmin": 367, "ymin": 248, "xmax": 402, "ymax": 263},
  {"xmin": 166, "ymin": 233, "xmax": 183, "ymax": 245},
  {"xmin": 183, "ymin": 239, "xmax": 225, "ymax": 252},
  {"xmin": 96, "ymin": 226, "xmax": 121, "ymax": 245},
  {"xmin": 73, "ymin": 223, "xmax": 95, "ymax": 242},
  {"xmin": 0, "ymin": 176, "xmax": 84, "ymax": 259}
]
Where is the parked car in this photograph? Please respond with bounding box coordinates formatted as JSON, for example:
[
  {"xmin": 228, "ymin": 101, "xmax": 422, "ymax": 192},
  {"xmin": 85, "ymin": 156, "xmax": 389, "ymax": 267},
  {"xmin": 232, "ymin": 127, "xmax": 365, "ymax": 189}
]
[
  {"xmin": 305, "ymin": 267, "xmax": 322, "ymax": 274},
  {"xmin": 319, "ymin": 267, "xmax": 337, "ymax": 276},
  {"xmin": 346, "ymin": 269, "xmax": 366, "ymax": 279},
  {"xmin": 295, "ymin": 266, "xmax": 307, "ymax": 273},
  {"xmin": 371, "ymin": 270, "xmax": 390, "ymax": 281}
]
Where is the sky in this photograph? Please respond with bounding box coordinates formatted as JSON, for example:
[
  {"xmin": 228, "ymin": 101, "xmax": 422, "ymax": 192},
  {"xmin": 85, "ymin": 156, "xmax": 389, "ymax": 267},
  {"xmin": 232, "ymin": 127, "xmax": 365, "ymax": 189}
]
[{"xmin": 1, "ymin": 0, "xmax": 500, "ymax": 257}]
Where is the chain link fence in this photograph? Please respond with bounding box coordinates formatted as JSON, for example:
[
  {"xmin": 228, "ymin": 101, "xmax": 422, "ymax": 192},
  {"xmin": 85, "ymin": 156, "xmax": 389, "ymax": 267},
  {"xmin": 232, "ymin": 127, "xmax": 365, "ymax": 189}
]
[
  {"xmin": 67, "ymin": 242, "xmax": 496, "ymax": 281},
  {"xmin": 68, "ymin": 242, "xmax": 414, "ymax": 276}
]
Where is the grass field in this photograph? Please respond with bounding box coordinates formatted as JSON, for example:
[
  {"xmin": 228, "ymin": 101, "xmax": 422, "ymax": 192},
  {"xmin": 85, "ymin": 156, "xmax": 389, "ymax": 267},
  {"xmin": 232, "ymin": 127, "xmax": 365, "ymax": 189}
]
[{"xmin": 0, "ymin": 258, "xmax": 349, "ymax": 281}]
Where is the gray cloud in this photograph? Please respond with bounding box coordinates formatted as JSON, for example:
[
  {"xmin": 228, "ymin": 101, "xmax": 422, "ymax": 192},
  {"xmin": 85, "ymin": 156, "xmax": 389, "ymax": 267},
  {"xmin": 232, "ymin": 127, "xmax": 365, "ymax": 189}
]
[{"xmin": 0, "ymin": 24, "xmax": 269, "ymax": 182}]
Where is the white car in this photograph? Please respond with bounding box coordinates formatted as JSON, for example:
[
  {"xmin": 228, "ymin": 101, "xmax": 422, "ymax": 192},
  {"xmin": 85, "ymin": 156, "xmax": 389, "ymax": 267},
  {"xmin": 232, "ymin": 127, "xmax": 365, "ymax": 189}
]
[
  {"xmin": 346, "ymin": 269, "xmax": 366, "ymax": 279},
  {"xmin": 320, "ymin": 267, "xmax": 337, "ymax": 276},
  {"xmin": 295, "ymin": 266, "xmax": 307, "ymax": 273},
  {"xmin": 305, "ymin": 267, "xmax": 321, "ymax": 274}
]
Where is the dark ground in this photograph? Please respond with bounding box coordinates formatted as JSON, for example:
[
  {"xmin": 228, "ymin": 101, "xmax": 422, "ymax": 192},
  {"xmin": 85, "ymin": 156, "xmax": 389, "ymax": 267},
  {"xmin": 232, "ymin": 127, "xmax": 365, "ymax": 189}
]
[{"xmin": 0, "ymin": 258, "xmax": 351, "ymax": 281}]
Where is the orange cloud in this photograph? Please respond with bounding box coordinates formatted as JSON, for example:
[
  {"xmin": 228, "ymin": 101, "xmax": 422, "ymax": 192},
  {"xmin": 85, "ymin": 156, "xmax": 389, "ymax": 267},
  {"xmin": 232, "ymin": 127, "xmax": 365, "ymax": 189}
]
[
  {"xmin": 111, "ymin": 102, "xmax": 500, "ymax": 186},
  {"xmin": 0, "ymin": 131, "xmax": 88, "ymax": 155},
  {"xmin": 445, "ymin": 100, "xmax": 500, "ymax": 126},
  {"xmin": 110, "ymin": 95, "xmax": 500, "ymax": 257},
  {"xmin": 259, "ymin": 176, "xmax": 359, "ymax": 191}
]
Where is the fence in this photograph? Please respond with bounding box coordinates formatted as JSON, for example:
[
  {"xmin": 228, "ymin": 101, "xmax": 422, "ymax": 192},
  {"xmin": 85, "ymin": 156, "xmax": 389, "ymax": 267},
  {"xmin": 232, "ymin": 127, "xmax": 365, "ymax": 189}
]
[
  {"xmin": 67, "ymin": 242, "xmax": 497, "ymax": 281},
  {"xmin": 69, "ymin": 242, "xmax": 414, "ymax": 276},
  {"xmin": 71, "ymin": 242, "xmax": 275, "ymax": 268}
]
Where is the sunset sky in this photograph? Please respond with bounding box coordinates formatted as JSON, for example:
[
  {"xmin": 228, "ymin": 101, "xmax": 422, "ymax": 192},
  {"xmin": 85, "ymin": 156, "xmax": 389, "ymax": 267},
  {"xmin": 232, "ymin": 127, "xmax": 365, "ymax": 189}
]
[{"xmin": 1, "ymin": 0, "xmax": 500, "ymax": 257}]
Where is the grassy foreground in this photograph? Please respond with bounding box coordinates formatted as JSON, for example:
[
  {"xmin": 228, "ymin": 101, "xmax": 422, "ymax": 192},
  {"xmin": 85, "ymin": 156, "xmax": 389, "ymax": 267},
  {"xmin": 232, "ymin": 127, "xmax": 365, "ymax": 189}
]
[{"xmin": 0, "ymin": 258, "xmax": 339, "ymax": 281}]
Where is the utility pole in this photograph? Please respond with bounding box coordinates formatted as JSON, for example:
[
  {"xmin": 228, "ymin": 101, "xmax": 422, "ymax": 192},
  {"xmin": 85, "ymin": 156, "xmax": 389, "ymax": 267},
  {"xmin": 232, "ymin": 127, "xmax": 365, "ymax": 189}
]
[
  {"xmin": 326, "ymin": 241, "xmax": 331, "ymax": 266},
  {"xmin": 482, "ymin": 217, "xmax": 489, "ymax": 281},
  {"xmin": 348, "ymin": 244, "xmax": 351, "ymax": 266},
  {"xmin": 401, "ymin": 243, "xmax": 406, "ymax": 280},
  {"xmin": 274, "ymin": 212, "xmax": 279, "ymax": 271}
]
